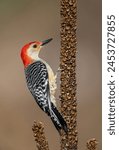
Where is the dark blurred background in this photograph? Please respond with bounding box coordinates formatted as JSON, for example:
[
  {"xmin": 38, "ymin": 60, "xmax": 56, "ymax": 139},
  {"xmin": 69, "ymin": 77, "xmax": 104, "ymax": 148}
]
[{"xmin": 0, "ymin": 0, "xmax": 101, "ymax": 150}]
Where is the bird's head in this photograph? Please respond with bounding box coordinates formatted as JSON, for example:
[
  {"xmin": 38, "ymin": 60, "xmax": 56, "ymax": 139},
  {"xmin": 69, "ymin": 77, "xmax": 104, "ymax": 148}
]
[{"xmin": 21, "ymin": 38, "xmax": 52, "ymax": 67}]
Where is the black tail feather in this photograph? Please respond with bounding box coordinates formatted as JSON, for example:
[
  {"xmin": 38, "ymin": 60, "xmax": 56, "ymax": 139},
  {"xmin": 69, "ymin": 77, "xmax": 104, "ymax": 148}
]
[{"xmin": 50, "ymin": 102, "xmax": 68, "ymax": 134}]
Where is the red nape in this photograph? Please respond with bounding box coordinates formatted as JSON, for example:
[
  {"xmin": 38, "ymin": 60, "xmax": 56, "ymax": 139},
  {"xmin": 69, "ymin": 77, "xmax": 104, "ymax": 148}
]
[{"xmin": 20, "ymin": 42, "xmax": 34, "ymax": 68}]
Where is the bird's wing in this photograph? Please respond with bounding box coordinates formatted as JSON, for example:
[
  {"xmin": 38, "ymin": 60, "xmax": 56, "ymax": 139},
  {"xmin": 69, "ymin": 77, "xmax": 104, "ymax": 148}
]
[{"xmin": 25, "ymin": 61, "xmax": 52, "ymax": 114}]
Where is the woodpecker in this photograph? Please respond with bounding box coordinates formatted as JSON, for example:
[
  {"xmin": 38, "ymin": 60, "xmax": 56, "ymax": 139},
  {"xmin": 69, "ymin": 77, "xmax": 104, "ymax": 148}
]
[{"xmin": 20, "ymin": 38, "xmax": 67, "ymax": 134}]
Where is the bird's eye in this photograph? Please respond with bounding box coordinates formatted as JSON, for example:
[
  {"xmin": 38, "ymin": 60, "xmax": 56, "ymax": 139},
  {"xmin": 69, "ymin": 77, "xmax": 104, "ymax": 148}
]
[{"xmin": 33, "ymin": 44, "xmax": 37, "ymax": 48}]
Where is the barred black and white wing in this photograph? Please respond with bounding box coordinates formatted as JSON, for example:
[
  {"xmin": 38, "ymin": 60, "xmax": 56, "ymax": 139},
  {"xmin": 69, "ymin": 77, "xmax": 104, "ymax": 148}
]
[{"xmin": 25, "ymin": 61, "xmax": 67, "ymax": 133}]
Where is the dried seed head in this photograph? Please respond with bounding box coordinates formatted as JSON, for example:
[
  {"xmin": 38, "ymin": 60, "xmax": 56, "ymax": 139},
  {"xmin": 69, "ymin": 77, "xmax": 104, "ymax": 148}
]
[
  {"xmin": 32, "ymin": 121, "xmax": 49, "ymax": 150},
  {"xmin": 86, "ymin": 138, "xmax": 98, "ymax": 150},
  {"xmin": 60, "ymin": 0, "xmax": 77, "ymax": 149}
]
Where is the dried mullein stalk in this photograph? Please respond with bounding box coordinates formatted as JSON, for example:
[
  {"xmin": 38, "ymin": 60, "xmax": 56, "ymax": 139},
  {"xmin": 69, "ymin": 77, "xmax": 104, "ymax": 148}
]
[
  {"xmin": 60, "ymin": 0, "xmax": 78, "ymax": 149},
  {"xmin": 32, "ymin": 121, "xmax": 49, "ymax": 150},
  {"xmin": 86, "ymin": 138, "xmax": 98, "ymax": 150}
]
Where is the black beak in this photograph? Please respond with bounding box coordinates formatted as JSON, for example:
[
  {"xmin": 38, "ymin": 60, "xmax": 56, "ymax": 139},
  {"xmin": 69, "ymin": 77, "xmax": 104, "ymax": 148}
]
[{"xmin": 41, "ymin": 38, "xmax": 53, "ymax": 46}]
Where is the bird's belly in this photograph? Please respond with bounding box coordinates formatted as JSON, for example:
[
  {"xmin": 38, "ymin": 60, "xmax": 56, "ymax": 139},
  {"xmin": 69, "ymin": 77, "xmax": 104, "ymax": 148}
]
[{"xmin": 48, "ymin": 72, "xmax": 57, "ymax": 106}]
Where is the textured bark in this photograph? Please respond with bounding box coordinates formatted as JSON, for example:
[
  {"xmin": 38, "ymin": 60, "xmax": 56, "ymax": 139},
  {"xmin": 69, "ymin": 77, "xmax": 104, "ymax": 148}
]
[
  {"xmin": 60, "ymin": 0, "xmax": 78, "ymax": 149},
  {"xmin": 32, "ymin": 121, "xmax": 49, "ymax": 150}
]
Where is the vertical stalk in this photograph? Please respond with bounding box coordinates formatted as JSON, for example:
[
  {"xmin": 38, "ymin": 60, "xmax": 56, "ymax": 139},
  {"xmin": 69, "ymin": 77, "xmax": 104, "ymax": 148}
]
[{"xmin": 60, "ymin": 0, "xmax": 78, "ymax": 149}]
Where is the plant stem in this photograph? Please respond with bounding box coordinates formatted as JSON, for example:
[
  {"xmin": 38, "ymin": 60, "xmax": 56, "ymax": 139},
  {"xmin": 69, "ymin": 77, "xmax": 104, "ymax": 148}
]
[{"xmin": 60, "ymin": 0, "xmax": 78, "ymax": 149}]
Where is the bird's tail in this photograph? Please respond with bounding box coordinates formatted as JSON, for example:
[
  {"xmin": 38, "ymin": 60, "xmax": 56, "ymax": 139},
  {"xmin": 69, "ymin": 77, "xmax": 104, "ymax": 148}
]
[{"xmin": 50, "ymin": 102, "xmax": 68, "ymax": 134}]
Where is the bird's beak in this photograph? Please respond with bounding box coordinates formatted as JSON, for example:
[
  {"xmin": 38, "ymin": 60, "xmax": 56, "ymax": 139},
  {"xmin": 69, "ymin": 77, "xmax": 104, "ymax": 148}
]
[{"xmin": 41, "ymin": 38, "xmax": 53, "ymax": 46}]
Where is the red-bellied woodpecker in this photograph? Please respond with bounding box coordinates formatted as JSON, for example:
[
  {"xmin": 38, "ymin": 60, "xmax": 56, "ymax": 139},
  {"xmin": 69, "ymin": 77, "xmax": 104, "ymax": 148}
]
[{"xmin": 20, "ymin": 38, "xmax": 67, "ymax": 134}]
